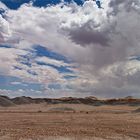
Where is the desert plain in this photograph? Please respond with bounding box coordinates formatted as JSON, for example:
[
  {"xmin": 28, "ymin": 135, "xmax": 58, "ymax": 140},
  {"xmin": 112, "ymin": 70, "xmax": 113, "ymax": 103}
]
[{"xmin": 0, "ymin": 96, "xmax": 140, "ymax": 140}]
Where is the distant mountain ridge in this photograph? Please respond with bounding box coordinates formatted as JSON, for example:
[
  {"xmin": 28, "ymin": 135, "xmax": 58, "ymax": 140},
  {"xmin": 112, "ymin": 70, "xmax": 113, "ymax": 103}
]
[{"xmin": 0, "ymin": 95, "xmax": 140, "ymax": 107}]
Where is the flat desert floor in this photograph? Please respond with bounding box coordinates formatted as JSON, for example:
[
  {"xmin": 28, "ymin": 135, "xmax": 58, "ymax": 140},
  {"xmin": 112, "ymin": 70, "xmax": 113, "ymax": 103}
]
[{"xmin": 0, "ymin": 104, "xmax": 140, "ymax": 140}]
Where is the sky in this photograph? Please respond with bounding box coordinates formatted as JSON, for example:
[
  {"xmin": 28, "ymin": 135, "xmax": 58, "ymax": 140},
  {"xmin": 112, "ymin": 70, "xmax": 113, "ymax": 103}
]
[{"xmin": 0, "ymin": 0, "xmax": 140, "ymax": 98}]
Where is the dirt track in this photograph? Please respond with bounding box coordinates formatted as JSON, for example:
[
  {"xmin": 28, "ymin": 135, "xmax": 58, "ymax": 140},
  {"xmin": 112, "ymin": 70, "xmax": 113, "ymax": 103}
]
[{"xmin": 0, "ymin": 104, "xmax": 140, "ymax": 140}]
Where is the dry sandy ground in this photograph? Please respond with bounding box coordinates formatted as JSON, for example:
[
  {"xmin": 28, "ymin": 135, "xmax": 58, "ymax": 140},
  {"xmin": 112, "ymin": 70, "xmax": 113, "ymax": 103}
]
[{"xmin": 0, "ymin": 104, "xmax": 140, "ymax": 140}]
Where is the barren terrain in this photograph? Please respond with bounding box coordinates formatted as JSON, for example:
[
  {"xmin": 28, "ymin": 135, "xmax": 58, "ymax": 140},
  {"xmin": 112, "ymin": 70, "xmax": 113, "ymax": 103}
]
[{"xmin": 0, "ymin": 103, "xmax": 140, "ymax": 140}]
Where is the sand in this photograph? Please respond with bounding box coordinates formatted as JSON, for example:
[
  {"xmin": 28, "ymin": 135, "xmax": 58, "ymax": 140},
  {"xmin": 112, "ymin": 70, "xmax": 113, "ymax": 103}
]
[{"xmin": 0, "ymin": 103, "xmax": 140, "ymax": 140}]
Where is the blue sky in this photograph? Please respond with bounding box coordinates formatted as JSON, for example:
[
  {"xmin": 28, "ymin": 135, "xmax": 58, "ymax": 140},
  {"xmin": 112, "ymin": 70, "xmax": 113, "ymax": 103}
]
[
  {"xmin": 0, "ymin": 0, "xmax": 140, "ymax": 98},
  {"xmin": 1, "ymin": 0, "xmax": 83, "ymax": 9},
  {"xmin": 0, "ymin": 42, "xmax": 77, "ymax": 97},
  {"xmin": 0, "ymin": 75, "xmax": 43, "ymax": 91}
]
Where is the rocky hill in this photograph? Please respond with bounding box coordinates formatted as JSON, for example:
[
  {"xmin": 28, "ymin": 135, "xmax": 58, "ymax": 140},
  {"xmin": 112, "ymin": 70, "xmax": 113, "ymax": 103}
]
[
  {"xmin": 0, "ymin": 95, "xmax": 15, "ymax": 107},
  {"xmin": 0, "ymin": 95, "xmax": 140, "ymax": 107}
]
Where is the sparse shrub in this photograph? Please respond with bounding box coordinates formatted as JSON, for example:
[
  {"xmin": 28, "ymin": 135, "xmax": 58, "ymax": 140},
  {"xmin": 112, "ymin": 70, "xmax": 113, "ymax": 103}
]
[{"xmin": 38, "ymin": 110, "xmax": 42, "ymax": 113}]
